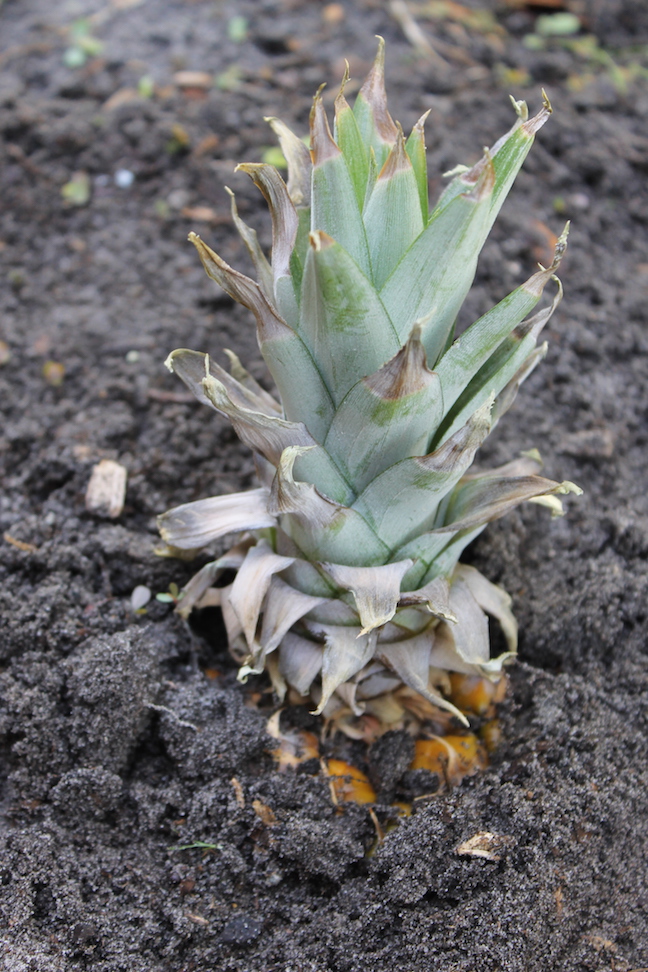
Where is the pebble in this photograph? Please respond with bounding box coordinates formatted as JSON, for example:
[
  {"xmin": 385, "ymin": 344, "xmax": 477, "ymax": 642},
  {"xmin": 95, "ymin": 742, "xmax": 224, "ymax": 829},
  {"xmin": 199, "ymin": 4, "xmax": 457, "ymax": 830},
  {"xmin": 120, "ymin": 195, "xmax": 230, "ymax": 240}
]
[
  {"xmin": 85, "ymin": 459, "xmax": 128, "ymax": 518},
  {"xmin": 558, "ymin": 428, "xmax": 615, "ymax": 459},
  {"xmin": 115, "ymin": 168, "xmax": 135, "ymax": 189},
  {"xmin": 220, "ymin": 914, "xmax": 262, "ymax": 945},
  {"xmin": 131, "ymin": 585, "xmax": 151, "ymax": 610}
]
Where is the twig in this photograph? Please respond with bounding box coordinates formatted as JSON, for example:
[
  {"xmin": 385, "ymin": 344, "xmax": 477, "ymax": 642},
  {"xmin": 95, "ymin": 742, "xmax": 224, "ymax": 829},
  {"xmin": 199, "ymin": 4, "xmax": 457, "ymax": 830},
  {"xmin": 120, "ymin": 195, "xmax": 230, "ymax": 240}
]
[
  {"xmin": 146, "ymin": 703, "xmax": 199, "ymax": 731},
  {"xmin": 387, "ymin": 0, "xmax": 449, "ymax": 67}
]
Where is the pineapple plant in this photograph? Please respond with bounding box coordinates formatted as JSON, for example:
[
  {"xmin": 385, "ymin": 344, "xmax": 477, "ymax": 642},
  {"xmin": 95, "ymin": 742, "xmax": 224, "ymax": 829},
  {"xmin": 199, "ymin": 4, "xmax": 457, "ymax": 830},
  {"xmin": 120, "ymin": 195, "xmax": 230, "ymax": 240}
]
[{"xmin": 158, "ymin": 41, "xmax": 580, "ymax": 735}]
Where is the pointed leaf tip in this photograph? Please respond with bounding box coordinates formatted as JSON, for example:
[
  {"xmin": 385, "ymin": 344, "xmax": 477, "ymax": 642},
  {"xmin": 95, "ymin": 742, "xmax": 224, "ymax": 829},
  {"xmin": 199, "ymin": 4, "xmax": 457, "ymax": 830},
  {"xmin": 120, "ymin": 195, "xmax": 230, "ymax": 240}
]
[
  {"xmin": 378, "ymin": 123, "xmax": 410, "ymax": 180},
  {"xmin": 310, "ymin": 90, "xmax": 339, "ymax": 166},
  {"xmin": 522, "ymin": 91, "xmax": 553, "ymax": 136},
  {"xmin": 466, "ymin": 149, "xmax": 495, "ymax": 203},
  {"xmin": 509, "ymin": 95, "xmax": 528, "ymax": 120},
  {"xmin": 323, "ymin": 559, "xmax": 413, "ymax": 636},
  {"xmin": 335, "ymin": 60, "xmax": 351, "ymax": 107},
  {"xmin": 356, "ymin": 36, "xmax": 398, "ymax": 145},
  {"xmin": 364, "ymin": 325, "xmax": 435, "ymax": 401}
]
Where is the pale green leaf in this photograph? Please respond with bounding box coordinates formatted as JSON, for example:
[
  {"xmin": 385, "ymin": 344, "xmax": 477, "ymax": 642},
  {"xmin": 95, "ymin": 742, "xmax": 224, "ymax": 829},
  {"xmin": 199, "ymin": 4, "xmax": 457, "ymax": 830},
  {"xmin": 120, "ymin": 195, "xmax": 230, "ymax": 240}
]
[
  {"xmin": 405, "ymin": 110, "xmax": 430, "ymax": 223},
  {"xmin": 323, "ymin": 326, "xmax": 442, "ymax": 491},
  {"xmin": 379, "ymin": 160, "xmax": 495, "ymax": 364},
  {"xmin": 363, "ymin": 128, "xmax": 424, "ymax": 289},
  {"xmin": 352, "ymin": 400, "xmax": 492, "ymax": 551},
  {"xmin": 269, "ymin": 447, "xmax": 390, "ymax": 567},
  {"xmin": 310, "ymin": 93, "xmax": 372, "ymax": 277},
  {"xmin": 299, "ymin": 232, "xmax": 401, "ymax": 405}
]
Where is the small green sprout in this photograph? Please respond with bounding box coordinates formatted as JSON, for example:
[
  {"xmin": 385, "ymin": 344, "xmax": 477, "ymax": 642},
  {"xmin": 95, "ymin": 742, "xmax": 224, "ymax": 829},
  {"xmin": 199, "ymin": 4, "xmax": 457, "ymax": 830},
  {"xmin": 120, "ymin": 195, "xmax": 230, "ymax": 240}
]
[{"xmin": 156, "ymin": 582, "xmax": 184, "ymax": 606}]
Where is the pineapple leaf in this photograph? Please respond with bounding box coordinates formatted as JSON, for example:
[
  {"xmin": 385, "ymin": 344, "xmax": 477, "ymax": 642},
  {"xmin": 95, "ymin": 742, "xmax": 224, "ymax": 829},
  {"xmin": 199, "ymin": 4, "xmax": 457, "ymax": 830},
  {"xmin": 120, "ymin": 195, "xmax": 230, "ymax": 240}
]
[
  {"xmin": 236, "ymin": 163, "xmax": 300, "ymax": 326},
  {"xmin": 202, "ymin": 372, "xmax": 352, "ymax": 503},
  {"xmin": 429, "ymin": 619, "xmax": 514, "ymax": 677},
  {"xmin": 352, "ymin": 36, "xmax": 398, "ymax": 170},
  {"xmin": 229, "ymin": 540, "xmax": 296, "ymax": 648},
  {"xmin": 435, "ymin": 94, "xmax": 552, "ymax": 237},
  {"xmin": 222, "ymin": 348, "xmax": 282, "ymax": 414},
  {"xmin": 158, "ymin": 489, "xmax": 275, "ymax": 550},
  {"xmin": 377, "ymin": 633, "xmax": 469, "ymax": 725},
  {"xmin": 352, "ymin": 400, "xmax": 492, "ymax": 550},
  {"xmin": 258, "ymin": 576, "xmax": 326, "ymax": 661},
  {"xmin": 311, "ymin": 625, "xmax": 377, "ymax": 715},
  {"xmin": 445, "ymin": 574, "xmax": 490, "ymax": 664},
  {"xmin": 299, "ymin": 231, "xmax": 401, "ymax": 405},
  {"xmin": 235, "ymin": 163, "xmax": 298, "ymax": 283},
  {"xmin": 322, "ymin": 559, "xmax": 414, "ymax": 635},
  {"xmin": 264, "ymin": 116, "xmax": 312, "ymax": 207},
  {"xmin": 455, "ymin": 563, "xmax": 518, "ymax": 652},
  {"xmin": 278, "ymin": 631, "xmax": 323, "ymax": 697},
  {"xmin": 434, "ymin": 274, "xmax": 563, "ymax": 446},
  {"xmin": 310, "ymin": 93, "xmax": 372, "ymax": 278},
  {"xmin": 225, "ymin": 187, "xmax": 274, "ymax": 302},
  {"xmin": 433, "ymin": 262, "xmax": 557, "ymax": 424},
  {"xmin": 405, "ymin": 110, "xmax": 430, "ymax": 224},
  {"xmin": 269, "ymin": 447, "xmax": 390, "ymax": 566},
  {"xmin": 379, "ymin": 156, "xmax": 495, "ymax": 364},
  {"xmin": 323, "ymin": 325, "xmax": 443, "ymax": 492},
  {"xmin": 363, "ymin": 126, "xmax": 424, "ymax": 289},
  {"xmin": 334, "ymin": 71, "xmax": 370, "ymax": 208},
  {"xmin": 437, "ymin": 474, "xmax": 580, "ymax": 535},
  {"xmin": 167, "ymin": 348, "xmax": 351, "ymax": 501}
]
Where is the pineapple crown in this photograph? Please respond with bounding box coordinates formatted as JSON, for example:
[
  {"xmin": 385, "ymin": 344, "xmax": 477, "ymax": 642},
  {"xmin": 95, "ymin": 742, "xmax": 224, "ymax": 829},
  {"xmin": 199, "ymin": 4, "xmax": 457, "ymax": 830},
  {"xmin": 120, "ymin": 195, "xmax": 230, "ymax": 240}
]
[{"xmin": 158, "ymin": 41, "xmax": 580, "ymax": 724}]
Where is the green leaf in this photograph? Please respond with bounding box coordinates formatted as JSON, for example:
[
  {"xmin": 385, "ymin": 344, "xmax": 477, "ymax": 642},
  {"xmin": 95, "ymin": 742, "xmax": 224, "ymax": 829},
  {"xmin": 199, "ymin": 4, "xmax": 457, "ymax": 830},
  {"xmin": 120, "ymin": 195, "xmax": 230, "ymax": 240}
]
[
  {"xmin": 352, "ymin": 37, "xmax": 398, "ymax": 171},
  {"xmin": 435, "ymin": 97, "xmax": 552, "ymax": 243},
  {"xmin": 405, "ymin": 111, "xmax": 430, "ymax": 223},
  {"xmin": 299, "ymin": 232, "xmax": 401, "ymax": 406},
  {"xmin": 310, "ymin": 94, "xmax": 372, "ymax": 278},
  {"xmin": 188, "ymin": 234, "xmax": 335, "ymax": 442},
  {"xmin": 288, "ymin": 206, "xmax": 312, "ymax": 294},
  {"xmin": 352, "ymin": 400, "xmax": 492, "ymax": 552},
  {"xmin": 269, "ymin": 448, "xmax": 390, "ymax": 567},
  {"xmin": 396, "ymin": 524, "xmax": 485, "ymax": 590},
  {"xmin": 433, "ymin": 264, "xmax": 554, "ymax": 424},
  {"xmin": 363, "ymin": 129, "xmax": 424, "ymax": 289},
  {"xmin": 334, "ymin": 84, "xmax": 369, "ymax": 209},
  {"xmin": 379, "ymin": 159, "xmax": 495, "ymax": 365},
  {"xmin": 433, "ymin": 276, "xmax": 563, "ymax": 447},
  {"xmin": 323, "ymin": 326, "xmax": 442, "ymax": 492}
]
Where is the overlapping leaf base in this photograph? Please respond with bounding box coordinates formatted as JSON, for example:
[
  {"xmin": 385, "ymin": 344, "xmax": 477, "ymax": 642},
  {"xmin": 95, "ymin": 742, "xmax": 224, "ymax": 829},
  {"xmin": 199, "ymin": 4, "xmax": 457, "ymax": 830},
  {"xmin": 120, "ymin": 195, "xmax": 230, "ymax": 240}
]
[{"xmin": 158, "ymin": 41, "xmax": 580, "ymax": 735}]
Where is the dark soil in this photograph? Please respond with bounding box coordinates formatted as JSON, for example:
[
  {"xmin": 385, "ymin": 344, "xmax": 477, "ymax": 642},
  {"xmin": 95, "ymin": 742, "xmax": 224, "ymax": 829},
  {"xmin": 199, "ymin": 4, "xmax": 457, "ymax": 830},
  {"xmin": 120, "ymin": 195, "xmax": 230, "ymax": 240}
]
[{"xmin": 2, "ymin": 1, "xmax": 648, "ymax": 969}]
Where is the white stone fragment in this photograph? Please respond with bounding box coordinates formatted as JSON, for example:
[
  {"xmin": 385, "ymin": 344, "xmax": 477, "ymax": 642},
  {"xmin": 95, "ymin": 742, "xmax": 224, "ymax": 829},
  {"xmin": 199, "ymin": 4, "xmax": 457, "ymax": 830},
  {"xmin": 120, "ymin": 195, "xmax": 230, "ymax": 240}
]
[
  {"xmin": 85, "ymin": 459, "xmax": 127, "ymax": 519},
  {"xmin": 131, "ymin": 585, "xmax": 151, "ymax": 610}
]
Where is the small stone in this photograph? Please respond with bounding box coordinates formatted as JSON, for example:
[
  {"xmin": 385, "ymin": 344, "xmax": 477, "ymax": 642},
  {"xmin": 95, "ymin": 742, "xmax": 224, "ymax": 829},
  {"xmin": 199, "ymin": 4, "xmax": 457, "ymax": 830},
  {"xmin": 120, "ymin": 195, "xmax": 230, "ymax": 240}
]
[
  {"xmin": 131, "ymin": 585, "xmax": 151, "ymax": 610},
  {"xmin": 42, "ymin": 361, "xmax": 65, "ymax": 386},
  {"xmin": 85, "ymin": 460, "xmax": 128, "ymax": 519},
  {"xmin": 115, "ymin": 168, "xmax": 135, "ymax": 189},
  {"xmin": 173, "ymin": 70, "xmax": 213, "ymax": 89},
  {"xmin": 558, "ymin": 428, "xmax": 614, "ymax": 459},
  {"xmin": 220, "ymin": 914, "xmax": 262, "ymax": 945}
]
